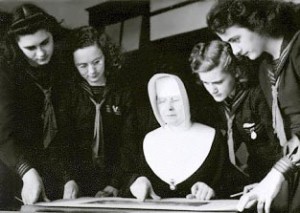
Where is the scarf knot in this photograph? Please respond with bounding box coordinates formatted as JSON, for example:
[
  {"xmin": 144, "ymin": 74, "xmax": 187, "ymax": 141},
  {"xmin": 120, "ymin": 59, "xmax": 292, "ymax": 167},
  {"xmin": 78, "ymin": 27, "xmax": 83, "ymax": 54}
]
[
  {"xmin": 41, "ymin": 87, "xmax": 58, "ymax": 148},
  {"xmin": 271, "ymin": 80, "xmax": 287, "ymax": 147}
]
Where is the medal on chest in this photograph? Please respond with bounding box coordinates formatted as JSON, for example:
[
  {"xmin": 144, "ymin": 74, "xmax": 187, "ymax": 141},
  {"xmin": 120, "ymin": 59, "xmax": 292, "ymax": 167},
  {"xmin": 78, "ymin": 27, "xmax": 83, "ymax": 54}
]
[{"xmin": 243, "ymin": 123, "xmax": 257, "ymax": 140}]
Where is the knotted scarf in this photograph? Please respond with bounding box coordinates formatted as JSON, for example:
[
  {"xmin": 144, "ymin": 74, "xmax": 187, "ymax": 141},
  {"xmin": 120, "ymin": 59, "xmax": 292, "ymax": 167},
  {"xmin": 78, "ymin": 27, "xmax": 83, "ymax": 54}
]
[
  {"xmin": 223, "ymin": 88, "xmax": 249, "ymax": 176},
  {"xmin": 270, "ymin": 76, "xmax": 287, "ymax": 147},
  {"xmin": 266, "ymin": 31, "xmax": 300, "ymax": 147},
  {"xmin": 26, "ymin": 69, "xmax": 57, "ymax": 148},
  {"xmin": 80, "ymin": 82, "xmax": 106, "ymax": 167},
  {"xmin": 41, "ymin": 86, "xmax": 58, "ymax": 148}
]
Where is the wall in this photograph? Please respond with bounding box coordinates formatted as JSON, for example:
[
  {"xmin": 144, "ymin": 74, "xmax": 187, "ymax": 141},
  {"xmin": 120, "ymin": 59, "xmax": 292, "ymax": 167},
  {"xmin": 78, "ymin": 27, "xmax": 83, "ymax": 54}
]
[
  {"xmin": 287, "ymin": 0, "xmax": 300, "ymax": 3},
  {"xmin": 150, "ymin": 0, "xmax": 216, "ymax": 41},
  {"xmin": 150, "ymin": 0, "xmax": 188, "ymax": 12},
  {"xmin": 0, "ymin": 0, "xmax": 105, "ymax": 28},
  {"xmin": 1, "ymin": 0, "xmax": 300, "ymax": 32}
]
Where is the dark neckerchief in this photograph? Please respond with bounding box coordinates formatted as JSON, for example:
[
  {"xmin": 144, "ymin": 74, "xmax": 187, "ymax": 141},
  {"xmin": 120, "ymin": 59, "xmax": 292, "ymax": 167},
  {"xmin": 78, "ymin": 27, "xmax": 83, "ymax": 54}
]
[
  {"xmin": 222, "ymin": 86, "xmax": 250, "ymax": 176},
  {"xmin": 223, "ymin": 86, "xmax": 249, "ymax": 117},
  {"xmin": 25, "ymin": 64, "xmax": 57, "ymax": 149},
  {"xmin": 270, "ymin": 35, "xmax": 290, "ymax": 79},
  {"xmin": 262, "ymin": 31, "xmax": 300, "ymax": 146},
  {"xmin": 266, "ymin": 31, "xmax": 298, "ymax": 82}
]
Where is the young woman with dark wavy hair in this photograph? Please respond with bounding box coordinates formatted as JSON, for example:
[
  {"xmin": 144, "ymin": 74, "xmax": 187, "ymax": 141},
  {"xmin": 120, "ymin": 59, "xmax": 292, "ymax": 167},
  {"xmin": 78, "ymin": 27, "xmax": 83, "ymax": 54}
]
[
  {"xmin": 0, "ymin": 3, "xmax": 72, "ymax": 205},
  {"xmin": 207, "ymin": 1, "xmax": 300, "ymax": 212}
]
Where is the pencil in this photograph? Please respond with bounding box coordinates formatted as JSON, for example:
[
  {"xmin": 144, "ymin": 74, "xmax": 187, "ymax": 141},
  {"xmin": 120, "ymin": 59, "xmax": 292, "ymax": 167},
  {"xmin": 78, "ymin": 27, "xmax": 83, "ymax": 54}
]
[
  {"xmin": 14, "ymin": 196, "xmax": 23, "ymax": 203},
  {"xmin": 230, "ymin": 191, "xmax": 244, "ymax": 198}
]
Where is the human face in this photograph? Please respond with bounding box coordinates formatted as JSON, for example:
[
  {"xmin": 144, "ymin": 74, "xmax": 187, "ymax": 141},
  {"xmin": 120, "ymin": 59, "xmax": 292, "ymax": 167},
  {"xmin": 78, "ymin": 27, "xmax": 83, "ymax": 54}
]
[
  {"xmin": 17, "ymin": 29, "xmax": 54, "ymax": 67},
  {"xmin": 217, "ymin": 25, "xmax": 266, "ymax": 60},
  {"xmin": 198, "ymin": 65, "xmax": 236, "ymax": 102},
  {"xmin": 73, "ymin": 44, "xmax": 105, "ymax": 86},
  {"xmin": 156, "ymin": 78, "xmax": 185, "ymax": 127}
]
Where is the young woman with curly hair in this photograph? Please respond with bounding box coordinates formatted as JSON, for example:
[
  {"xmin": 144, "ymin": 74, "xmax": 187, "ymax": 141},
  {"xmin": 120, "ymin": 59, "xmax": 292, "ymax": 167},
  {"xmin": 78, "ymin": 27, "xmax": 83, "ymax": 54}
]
[
  {"xmin": 207, "ymin": 1, "xmax": 300, "ymax": 212},
  {"xmin": 63, "ymin": 26, "xmax": 138, "ymax": 198}
]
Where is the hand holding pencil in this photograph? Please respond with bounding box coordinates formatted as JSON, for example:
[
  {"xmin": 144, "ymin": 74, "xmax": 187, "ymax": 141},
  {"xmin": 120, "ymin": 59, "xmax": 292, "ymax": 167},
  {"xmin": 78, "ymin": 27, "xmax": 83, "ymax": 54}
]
[{"xmin": 230, "ymin": 183, "xmax": 258, "ymax": 198}]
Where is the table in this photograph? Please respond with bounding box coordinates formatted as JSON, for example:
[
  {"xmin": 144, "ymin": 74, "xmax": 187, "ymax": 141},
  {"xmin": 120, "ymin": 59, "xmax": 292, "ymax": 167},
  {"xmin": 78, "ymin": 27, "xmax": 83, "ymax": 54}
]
[{"xmin": 20, "ymin": 197, "xmax": 255, "ymax": 213}]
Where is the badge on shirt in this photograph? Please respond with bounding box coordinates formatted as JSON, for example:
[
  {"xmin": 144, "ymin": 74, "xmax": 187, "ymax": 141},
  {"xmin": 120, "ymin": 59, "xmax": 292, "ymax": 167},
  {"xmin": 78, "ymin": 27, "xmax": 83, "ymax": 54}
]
[
  {"xmin": 243, "ymin": 123, "xmax": 257, "ymax": 140},
  {"xmin": 105, "ymin": 105, "xmax": 122, "ymax": 115}
]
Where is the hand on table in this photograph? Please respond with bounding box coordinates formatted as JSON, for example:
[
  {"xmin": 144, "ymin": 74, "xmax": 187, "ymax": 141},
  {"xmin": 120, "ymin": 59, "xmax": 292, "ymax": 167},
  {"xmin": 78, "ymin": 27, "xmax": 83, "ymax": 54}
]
[
  {"xmin": 237, "ymin": 168, "xmax": 285, "ymax": 213},
  {"xmin": 95, "ymin": 185, "xmax": 118, "ymax": 197},
  {"xmin": 186, "ymin": 182, "xmax": 215, "ymax": 200},
  {"xmin": 22, "ymin": 168, "xmax": 49, "ymax": 204},
  {"xmin": 63, "ymin": 180, "xmax": 79, "ymax": 199},
  {"xmin": 130, "ymin": 176, "xmax": 161, "ymax": 201}
]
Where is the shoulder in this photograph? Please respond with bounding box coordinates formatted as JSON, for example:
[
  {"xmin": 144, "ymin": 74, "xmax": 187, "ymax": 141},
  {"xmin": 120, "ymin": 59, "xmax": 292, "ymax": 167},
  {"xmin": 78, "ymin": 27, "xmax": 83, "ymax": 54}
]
[
  {"xmin": 0, "ymin": 55, "xmax": 13, "ymax": 71},
  {"xmin": 192, "ymin": 123, "xmax": 216, "ymax": 134},
  {"xmin": 60, "ymin": 82, "xmax": 84, "ymax": 104},
  {"xmin": 0, "ymin": 57, "xmax": 16, "ymax": 84},
  {"xmin": 143, "ymin": 128, "xmax": 164, "ymax": 147},
  {"xmin": 248, "ymin": 86, "xmax": 264, "ymax": 103},
  {"xmin": 107, "ymin": 85, "xmax": 135, "ymax": 106},
  {"xmin": 191, "ymin": 123, "xmax": 217, "ymax": 142},
  {"xmin": 113, "ymin": 85, "xmax": 134, "ymax": 96},
  {"xmin": 0, "ymin": 56, "xmax": 9, "ymax": 73},
  {"xmin": 289, "ymin": 31, "xmax": 300, "ymax": 67},
  {"xmin": 144, "ymin": 128, "xmax": 163, "ymax": 140},
  {"xmin": 247, "ymin": 86, "xmax": 268, "ymax": 107},
  {"xmin": 248, "ymin": 86, "xmax": 262, "ymax": 96},
  {"xmin": 195, "ymin": 123, "xmax": 226, "ymax": 139}
]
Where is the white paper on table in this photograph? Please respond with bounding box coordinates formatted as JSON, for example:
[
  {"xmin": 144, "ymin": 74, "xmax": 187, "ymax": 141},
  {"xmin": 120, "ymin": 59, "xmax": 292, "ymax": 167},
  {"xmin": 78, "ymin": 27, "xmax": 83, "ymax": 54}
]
[{"xmin": 35, "ymin": 197, "xmax": 240, "ymax": 211}]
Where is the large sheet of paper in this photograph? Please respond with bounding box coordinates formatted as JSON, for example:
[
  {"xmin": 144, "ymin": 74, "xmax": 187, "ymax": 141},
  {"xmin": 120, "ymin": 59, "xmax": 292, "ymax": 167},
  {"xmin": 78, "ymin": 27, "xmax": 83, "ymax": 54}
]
[{"xmin": 34, "ymin": 197, "xmax": 239, "ymax": 212}]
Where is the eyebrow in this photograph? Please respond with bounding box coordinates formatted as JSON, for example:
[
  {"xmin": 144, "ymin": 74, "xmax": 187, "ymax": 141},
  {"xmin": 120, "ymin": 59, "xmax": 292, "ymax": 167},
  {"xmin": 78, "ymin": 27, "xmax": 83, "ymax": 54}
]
[
  {"xmin": 228, "ymin": 35, "xmax": 239, "ymax": 43},
  {"xmin": 40, "ymin": 38, "xmax": 49, "ymax": 45},
  {"xmin": 92, "ymin": 56, "xmax": 104, "ymax": 62},
  {"xmin": 202, "ymin": 79, "xmax": 223, "ymax": 84},
  {"xmin": 75, "ymin": 62, "xmax": 87, "ymax": 66},
  {"xmin": 75, "ymin": 56, "xmax": 104, "ymax": 66},
  {"xmin": 214, "ymin": 79, "xmax": 224, "ymax": 83},
  {"xmin": 23, "ymin": 37, "xmax": 49, "ymax": 49}
]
